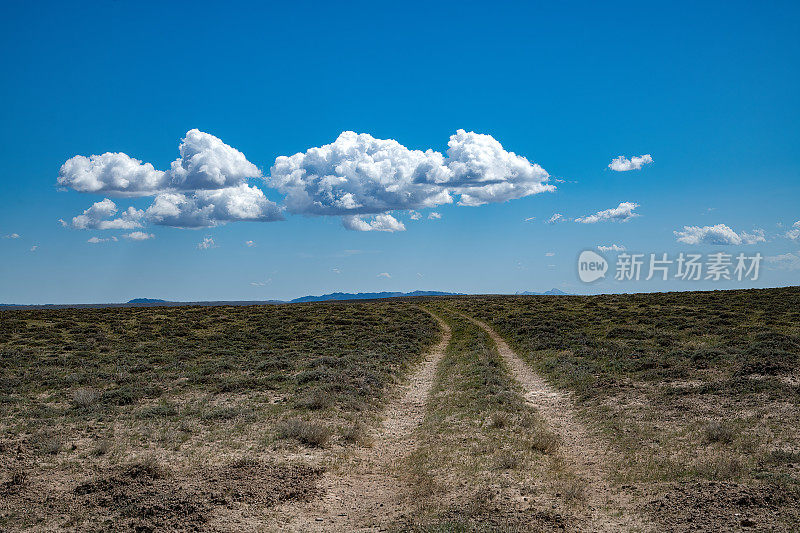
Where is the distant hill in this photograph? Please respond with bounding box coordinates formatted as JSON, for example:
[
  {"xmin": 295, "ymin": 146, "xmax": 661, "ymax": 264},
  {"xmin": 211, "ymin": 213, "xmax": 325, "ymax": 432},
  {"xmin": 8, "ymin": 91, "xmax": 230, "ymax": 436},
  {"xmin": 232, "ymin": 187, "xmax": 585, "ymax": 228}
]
[
  {"xmin": 516, "ymin": 288, "xmax": 569, "ymax": 296},
  {"xmin": 127, "ymin": 298, "xmax": 167, "ymax": 304},
  {"xmin": 290, "ymin": 290, "xmax": 462, "ymax": 303},
  {"xmin": 1, "ymin": 291, "xmax": 461, "ymax": 310}
]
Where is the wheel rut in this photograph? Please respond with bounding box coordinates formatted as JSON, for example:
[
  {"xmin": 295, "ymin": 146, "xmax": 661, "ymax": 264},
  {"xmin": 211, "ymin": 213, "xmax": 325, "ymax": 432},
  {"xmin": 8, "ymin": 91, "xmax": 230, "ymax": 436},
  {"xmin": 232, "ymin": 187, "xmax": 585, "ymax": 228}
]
[
  {"xmin": 276, "ymin": 307, "xmax": 451, "ymax": 532},
  {"xmin": 454, "ymin": 310, "xmax": 653, "ymax": 532}
]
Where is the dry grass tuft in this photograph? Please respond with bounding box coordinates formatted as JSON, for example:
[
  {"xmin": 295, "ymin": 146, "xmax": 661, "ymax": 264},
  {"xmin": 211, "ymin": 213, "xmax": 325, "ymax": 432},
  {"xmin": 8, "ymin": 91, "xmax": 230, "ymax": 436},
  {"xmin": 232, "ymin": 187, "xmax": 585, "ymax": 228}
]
[
  {"xmin": 530, "ymin": 427, "xmax": 560, "ymax": 455},
  {"xmin": 495, "ymin": 450, "xmax": 520, "ymax": 470},
  {"xmin": 557, "ymin": 476, "xmax": 587, "ymax": 503},
  {"xmin": 340, "ymin": 421, "xmax": 371, "ymax": 446},
  {"xmin": 489, "ymin": 412, "xmax": 510, "ymax": 429},
  {"xmin": 72, "ymin": 388, "xmax": 101, "ymax": 409},
  {"xmin": 704, "ymin": 421, "xmax": 736, "ymax": 445},
  {"xmin": 277, "ymin": 418, "xmax": 332, "ymax": 447}
]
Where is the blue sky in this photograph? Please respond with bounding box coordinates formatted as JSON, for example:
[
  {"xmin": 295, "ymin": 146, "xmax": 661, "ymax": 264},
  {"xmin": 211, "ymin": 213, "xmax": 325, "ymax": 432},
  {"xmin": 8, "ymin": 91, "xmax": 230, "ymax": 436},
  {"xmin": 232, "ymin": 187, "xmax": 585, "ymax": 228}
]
[{"xmin": 1, "ymin": 0, "xmax": 798, "ymax": 304}]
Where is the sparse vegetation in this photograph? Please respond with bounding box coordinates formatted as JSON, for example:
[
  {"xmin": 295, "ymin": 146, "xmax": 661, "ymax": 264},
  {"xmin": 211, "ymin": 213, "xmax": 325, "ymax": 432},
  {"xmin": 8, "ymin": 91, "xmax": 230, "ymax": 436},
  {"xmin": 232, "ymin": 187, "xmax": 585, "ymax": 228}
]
[
  {"xmin": 1, "ymin": 288, "xmax": 799, "ymax": 531},
  {"xmin": 0, "ymin": 301, "xmax": 438, "ymax": 530},
  {"xmin": 277, "ymin": 418, "xmax": 332, "ymax": 447},
  {"xmin": 449, "ymin": 287, "xmax": 800, "ymax": 530},
  {"xmin": 401, "ymin": 307, "xmax": 580, "ymax": 530}
]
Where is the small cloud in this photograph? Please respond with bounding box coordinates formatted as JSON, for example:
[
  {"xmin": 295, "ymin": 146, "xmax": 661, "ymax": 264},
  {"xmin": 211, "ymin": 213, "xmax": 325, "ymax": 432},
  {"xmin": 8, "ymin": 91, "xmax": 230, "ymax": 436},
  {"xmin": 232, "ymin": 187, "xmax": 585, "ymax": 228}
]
[
  {"xmin": 87, "ymin": 236, "xmax": 119, "ymax": 244},
  {"xmin": 124, "ymin": 231, "xmax": 154, "ymax": 241},
  {"xmin": 674, "ymin": 224, "xmax": 765, "ymax": 246},
  {"xmin": 784, "ymin": 221, "xmax": 800, "ymax": 241},
  {"xmin": 250, "ymin": 279, "xmax": 272, "ymax": 286},
  {"xmin": 409, "ymin": 210, "xmax": 422, "ymax": 221},
  {"xmin": 547, "ymin": 213, "xmax": 563, "ymax": 224},
  {"xmin": 377, "ymin": 272, "xmax": 391, "ymax": 279},
  {"xmin": 245, "ymin": 240, "xmax": 255, "ymax": 247},
  {"xmin": 67, "ymin": 198, "xmax": 145, "ymax": 230},
  {"xmin": 524, "ymin": 217, "xmax": 536, "ymax": 222},
  {"xmin": 197, "ymin": 236, "xmax": 216, "ymax": 250},
  {"xmin": 4, "ymin": 233, "xmax": 20, "ymax": 239},
  {"xmin": 575, "ymin": 202, "xmax": 639, "ymax": 224},
  {"xmin": 608, "ymin": 154, "xmax": 653, "ymax": 172},
  {"xmin": 332, "ymin": 268, "xmax": 341, "ymax": 274},
  {"xmin": 29, "ymin": 245, "xmax": 38, "ymax": 252},
  {"xmin": 416, "ymin": 272, "xmax": 423, "ymax": 278},
  {"xmin": 342, "ymin": 214, "xmax": 405, "ymax": 232},
  {"xmin": 597, "ymin": 244, "xmax": 626, "ymax": 252},
  {"xmin": 545, "ymin": 252, "xmax": 555, "ymax": 256},
  {"xmin": 428, "ymin": 212, "xmax": 442, "ymax": 220},
  {"xmin": 741, "ymin": 229, "xmax": 766, "ymax": 245},
  {"xmin": 765, "ymin": 251, "xmax": 800, "ymax": 270}
]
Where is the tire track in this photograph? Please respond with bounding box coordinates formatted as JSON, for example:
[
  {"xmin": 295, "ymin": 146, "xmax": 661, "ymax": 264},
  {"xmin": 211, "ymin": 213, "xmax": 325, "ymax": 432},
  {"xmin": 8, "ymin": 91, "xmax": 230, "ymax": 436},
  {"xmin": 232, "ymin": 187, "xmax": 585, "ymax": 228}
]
[
  {"xmin": 276, "ymin": 307, "xmax": 451, "ymax": 532},
  {"xmin": 454, "ymin": 310, "xmax": 652, "ymax": 532}
]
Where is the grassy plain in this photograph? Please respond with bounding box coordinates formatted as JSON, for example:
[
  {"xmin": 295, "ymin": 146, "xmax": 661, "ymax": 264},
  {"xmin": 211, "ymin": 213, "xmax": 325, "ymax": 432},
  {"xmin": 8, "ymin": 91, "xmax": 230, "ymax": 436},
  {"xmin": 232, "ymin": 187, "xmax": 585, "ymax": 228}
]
[
  {"xmin": 398, "ymin": 306, "xmax": 578, "ymax": 531},
  {"xmin": 0, "ymin": 302, "xmax": 438, "ymax": 530},
  {"xmin": 1, "ymin": 287, "xmax": 799, "ymax": 531},
  {"xmin": 449, "ymin": 287, "xmax": 800, "ymax": 530}
]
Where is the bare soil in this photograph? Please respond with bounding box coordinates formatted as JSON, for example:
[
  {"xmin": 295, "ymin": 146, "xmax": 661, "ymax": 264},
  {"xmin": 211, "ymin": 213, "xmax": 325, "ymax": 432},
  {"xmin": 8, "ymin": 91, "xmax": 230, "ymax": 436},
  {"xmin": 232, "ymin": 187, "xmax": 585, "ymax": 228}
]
[
  {"xmin": 0, "ymin": 452, "xmax": 323, "ymax": 532},
  {"xmin": 273, "ymin": 308, "xmax": 452, "ymax": 531},
  {"xmin": 457, "ymin": 311, "xmax": 652, "ymax": 532}
]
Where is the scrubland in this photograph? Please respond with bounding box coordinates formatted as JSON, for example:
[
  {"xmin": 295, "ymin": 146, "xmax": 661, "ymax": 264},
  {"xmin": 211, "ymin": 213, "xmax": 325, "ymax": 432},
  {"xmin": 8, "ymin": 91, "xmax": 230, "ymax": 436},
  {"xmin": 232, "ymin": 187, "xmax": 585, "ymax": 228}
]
[{"xmin": 1, "ymin": 287, "xmax": 798, "ymax": 531}]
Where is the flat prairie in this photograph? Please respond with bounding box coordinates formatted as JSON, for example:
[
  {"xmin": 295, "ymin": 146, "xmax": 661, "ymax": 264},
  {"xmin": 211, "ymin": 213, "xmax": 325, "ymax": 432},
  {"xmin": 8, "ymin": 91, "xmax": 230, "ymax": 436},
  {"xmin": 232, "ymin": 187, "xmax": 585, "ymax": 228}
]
[{"xmin": 1, "ymin": 288, "xmax": 798, "ymax": 531}]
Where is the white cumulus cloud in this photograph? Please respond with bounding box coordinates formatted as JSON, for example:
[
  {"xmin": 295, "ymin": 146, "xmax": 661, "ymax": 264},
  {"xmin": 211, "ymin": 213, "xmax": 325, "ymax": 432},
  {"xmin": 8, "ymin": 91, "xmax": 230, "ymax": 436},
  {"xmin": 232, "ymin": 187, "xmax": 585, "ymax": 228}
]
[
  {"xmin": 67, "ymin": 199, "xmax": 145, "ymax": 230},
  {"xmin": 608, "ymin": 154, "xmax": 653, "ymax": 172},
  {"xmin": 547, "ymin": 213, "xmax": 563, "ymax": 224},
  {"xmin": 784, "ymin": 220, "xmax": 800, "ymax": 241},
  {"xmin": 428, "ymin": 212, "xmax": 442, "ymax": 220},
  {"xmin": 166, "ymin": 129, "xmax": 261, "ymax": 190},
  {"xmin": 268, "ymin": 130, "xmax": 553, "ymax": 226},
  {"xmin": 145, "ymin": 184, "xmax": 283, "ymax": 228},
  {"xmin": 124, "ymin": 231, "xmax": 154, "ymax": 240},
  {"xmin": 58, "ymin": 152, "xmax": 166, "ymax": 197},
  {"xmin": 59, "ymin": 128, "xmax": 555, "ymax": 235},
  {"xmin": 377, "ymin": 272, "xmax": 391, "ymax": 278},
  {"xmin": 342, "ymin": 213, "xmax": 406, "ymax": 232},
  {"xmin": 445, "ymin": 129, "xmax": 553, "ymax": 206},
  {"xmin": 58, "ymin": 129, "xmax": 260, "ymax": 196},
  {"xmin": 269, "ymin": 131, "xmax": 453, "ymax": 217},
  {"xmin": 674, "ymin": 224, "xmax": 765, "ymax": 245},
  {"xmin": 575, "ymin": 202, "xmax": 639, "ymax": 224}
]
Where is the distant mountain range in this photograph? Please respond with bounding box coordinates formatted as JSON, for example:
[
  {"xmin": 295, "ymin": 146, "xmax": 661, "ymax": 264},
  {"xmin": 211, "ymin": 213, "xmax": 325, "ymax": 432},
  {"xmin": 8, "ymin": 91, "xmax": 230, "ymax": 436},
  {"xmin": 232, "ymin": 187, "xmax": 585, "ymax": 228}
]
[
  {"xmin": 515, "ymin": 288, "xmax": 569, "ymax": 296},
  {"xmin": 289, "ymin": 290, "xmax": 461, "ymax": 303},
  {"xmin": 1, "ymin": 289, "xmax": 569, "ymax": 310}
]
